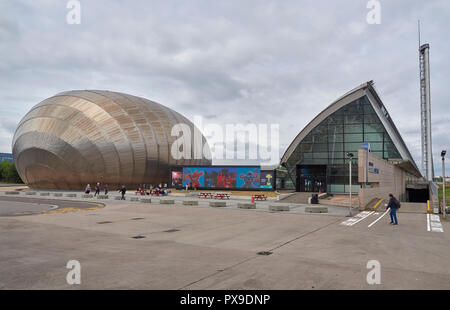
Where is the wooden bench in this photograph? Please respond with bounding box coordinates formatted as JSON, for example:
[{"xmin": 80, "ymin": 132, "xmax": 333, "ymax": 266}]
[
  {"xmin": 197, "ymin": 192, "xmax": 214, "ymax": 199},
  {"xmin": 253, "ymin": 194, "xmax": 267, "ymax": 201},
  {"xmin": 214, "ymin": 193, "xmax": 230, "ymax": 200}
]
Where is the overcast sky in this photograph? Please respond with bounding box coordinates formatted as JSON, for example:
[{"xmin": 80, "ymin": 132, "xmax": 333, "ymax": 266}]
[{"xmin": 1, "ymin": 0, "xmax": 449, "ymax": 175}]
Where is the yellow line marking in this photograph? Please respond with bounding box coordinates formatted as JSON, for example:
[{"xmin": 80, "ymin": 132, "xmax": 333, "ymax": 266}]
[{"xmin": 373, "ymin": 199, "xmax": 383, "ymax": 211}]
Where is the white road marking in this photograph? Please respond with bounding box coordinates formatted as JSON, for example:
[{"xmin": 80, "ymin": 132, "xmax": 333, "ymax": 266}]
[
  {"xmin": 429, "ymin": 214, "xmax": 443, "ymax": 232},
  {"xmin": 341, "ymin": 211, "xmax": 374, "ymax": 226},
  {"xmin": 427, "ymin": 214, "xmax": 431, "ymax": 232},
  {"xmin": 368, "ymin": 208, "xmax": 390, "ymax": 228}
]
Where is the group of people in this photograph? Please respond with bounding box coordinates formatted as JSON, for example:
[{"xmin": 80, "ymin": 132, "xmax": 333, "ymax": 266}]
[
  {"xmin": 84, "ymin": 183, "xmax": 109, "ymax": 196},
  {"xmin": 82, "ymin": 182, "xmax": 401, "ymax": 225},
  {"xmin": 136, "ymin": 184, "xmax": 169, "ymax": 196},
  {"xmin": 84, "ymin": 183, "xmax": 128, "ymax": 200},
  {"xmin": 84, "ymin": 183, "xmax": 170, "ymax": 200}
]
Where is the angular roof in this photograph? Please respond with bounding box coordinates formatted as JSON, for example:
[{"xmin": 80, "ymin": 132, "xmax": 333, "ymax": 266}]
[{"xmin": 280, "ymin": 81, "xmax": 422, "ymax": 177}]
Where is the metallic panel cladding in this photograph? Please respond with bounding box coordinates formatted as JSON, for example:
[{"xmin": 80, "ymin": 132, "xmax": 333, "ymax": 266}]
[{"xmin": 12, "ymin": 90, "xmax": 211, "ymax": 190}]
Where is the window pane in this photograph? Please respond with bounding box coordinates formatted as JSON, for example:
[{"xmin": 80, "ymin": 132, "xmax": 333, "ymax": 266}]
[
  {"xmin": 327, "ymin": 114, "xmax": 343, "ymax": 124},
  {"xmin": 302, "ymin": 133, "xmax": 313, "ymax": 142},
  {"xmin": 345, "ymin": 133, "xmax": 363, "ymax": 143},
  {"xmin": 344, "ymin": 124, "xmax": 363, "ymax": 133},
  {"xmin": 363, "ymin": 104, "xmax": 375, "ymax": 113},
  {"xmin": 310, "ymin": 158, "xmax": 328, "ymax": 164},
  {"xmin": 344, "ymin": 114, "xmax": 363, "ymax": 124},
  {"xmin": 373, "ymin": 151, "xmax": 383, "ymax": 158},
  {"xmin": 328, "ymin": 134, "xmax": 343, "ymax": 142},
  {"xmin": 303, "ymin": 152, "xmax": 313, "ymax": 159},
  {"xmin": 328, "ymin": 124, "xmax": 343, "ymax": 133},
  {"xmin": 329, "ymin": 158, "xmax": 344, "ymax": 164},
  {"xmin": 345, "ymin": 102, "xmax": 364, "ymax": 114},
  {"xmin": 312, "ymin": 124, "xmax": 327, "ymax": 136},
  {"xmin": 329, "ymin": 184, "xmax": 345, "ymax": 192},
  {"xmin": 311, "ymin": 135, "xmax": 327, "ymax": 143},
  {"xmin": 313, "ymin": 152, "xmax": 328, "ymax": 159},
  {"xmin": 329, "ymin": 151, "xmax": 344, "ymax": 159},
  {"xmin": 312, "ymin": 143, "xmax": 328, "ymax": 152},
  {"xmin": 364, "ymin": 132, "xmax": 383, "ymax": 142},
  {"xmin": 364, "ymin": 114, "xmax": 381, "ymax": 123},
  {"xmin": 300, "ymin": 143, "xmax": 313, "ymax": 153},
  {"xmin": 364, "ymin": 123, "xmax": 384, "ymax": 132},
  {"xmin": 344, "ymin": 142, "xmax": 364, "ymax": 151},
  {"xmin": 370, "ymin": 142, "xmax": 383, "ymax": 151},
  {"xmin": 328, "ymin": 142, "xmax": 343, "ymax": 151}
]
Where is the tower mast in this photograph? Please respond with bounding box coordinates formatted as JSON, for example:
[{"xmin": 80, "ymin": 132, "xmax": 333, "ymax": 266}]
[{"xmin": 418, "ymin": 21, "xmax": 434, "ymax": 181}]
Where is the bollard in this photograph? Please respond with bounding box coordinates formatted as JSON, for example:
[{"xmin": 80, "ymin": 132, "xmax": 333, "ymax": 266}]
[
  {"xmin": 182, "ymin": 200, "xmax": 198, "ymax": 206},
  {"xmin": 5, "ymin": 191, "xmax": 20, "ymax": 195},
  {"xmin": 160, "ymin": 199, "xmax": 175, "ymax": 204},
  {"xmin": 305, "ymin": 206, "xmax": 328, "ymax": 213},
  {"xmin": 269, "ymin": 205, "xmax": 290, "ymax": 211},
  {"xmin": 238, "ymin": 203, "xmax": 256, "ymax": 209},
  {"xmin": 210, "ymin": 201, "xmax": 227, "ymax": 208}
]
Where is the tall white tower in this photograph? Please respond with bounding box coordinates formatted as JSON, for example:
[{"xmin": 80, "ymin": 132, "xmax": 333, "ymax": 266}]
[{"xmin": 419, "ymin": 43, "xmax": 434, "ymax": 181}]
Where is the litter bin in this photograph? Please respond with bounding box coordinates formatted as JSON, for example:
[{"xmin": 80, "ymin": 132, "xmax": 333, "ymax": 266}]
[{"xmin": 311, "ymin": 194, "xmax": 319, "ymax": 204}]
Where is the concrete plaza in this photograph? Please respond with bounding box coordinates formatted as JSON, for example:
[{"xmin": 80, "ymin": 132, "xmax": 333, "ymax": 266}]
[{"xmin": 0, "ymin": 190, "xmax": 449, "ymax": 290}]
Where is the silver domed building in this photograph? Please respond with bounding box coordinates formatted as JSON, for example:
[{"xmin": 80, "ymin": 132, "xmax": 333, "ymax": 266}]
[{"xmin": 12, "ymin": 90, "xmax": 211, "ymax": 189}]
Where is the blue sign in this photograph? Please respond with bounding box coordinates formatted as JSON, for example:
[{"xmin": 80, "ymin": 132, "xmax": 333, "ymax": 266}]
[{"xmin": 361, "ymin": 142, "xmax": 371, "ymax": 151}]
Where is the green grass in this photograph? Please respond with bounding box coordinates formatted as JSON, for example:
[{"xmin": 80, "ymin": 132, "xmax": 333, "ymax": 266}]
[{"xmin": 438, "ymin": 184, "xmax": 450, "ymax": 204}]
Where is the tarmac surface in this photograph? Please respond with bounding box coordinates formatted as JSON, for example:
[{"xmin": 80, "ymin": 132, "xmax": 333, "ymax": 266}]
[
  {"xmin": 0, "ymin": 191, "xmax": 449, "ymax": 290},
  {"xmin": 0, "ymin": 196, "xmax": 103, "ymax": 216}
]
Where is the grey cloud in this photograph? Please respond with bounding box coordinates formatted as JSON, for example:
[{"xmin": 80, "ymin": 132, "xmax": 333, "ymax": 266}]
[{"xmin": 0, "ymin": 0, "xmax": 449, "ymax": 177}]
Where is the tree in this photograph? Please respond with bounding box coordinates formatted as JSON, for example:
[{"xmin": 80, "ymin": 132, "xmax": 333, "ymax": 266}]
[{"xmin": 0, "ymin": 161, "xmax": 23, "ymax": 184}]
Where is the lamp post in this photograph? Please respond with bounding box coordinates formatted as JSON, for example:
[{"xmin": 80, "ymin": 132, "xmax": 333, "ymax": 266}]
[
  {"xmin": 347, "ymin": 152, "xmax": 354, "ymax": 216},
  {"xmin": 442, "ymin": 150, "xmax": 447, "ymax": 218}
]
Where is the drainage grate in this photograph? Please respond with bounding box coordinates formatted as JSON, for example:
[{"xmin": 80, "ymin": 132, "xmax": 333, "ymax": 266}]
[
  {"xmin": 97, "ymin": 221, "xmax": 113, "ymax": 224},
  {"xmin": 257, "ymin": 251, "xmax": 273, "ymax": 256},
  {"xmin": 163, "ymin": 229, "xmax": 180, "ymax": 233},
  {"xmin": 132, "ymin": 235, "xmax": 146, "ymax": 239},
  {"xmin": 130, "ymin": 217, "xmax": 145, "ymax": 220}
]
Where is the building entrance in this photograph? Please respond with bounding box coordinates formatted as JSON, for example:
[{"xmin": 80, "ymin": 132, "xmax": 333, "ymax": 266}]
[{"xmin": 296, "ymin": 165, "xmax": 327, "ymax": 192}]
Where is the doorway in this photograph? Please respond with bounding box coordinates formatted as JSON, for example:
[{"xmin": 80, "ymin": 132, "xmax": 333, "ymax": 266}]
[{"xmin": 296, "ymin": 165, "xmax": 327, "ymax": 192}]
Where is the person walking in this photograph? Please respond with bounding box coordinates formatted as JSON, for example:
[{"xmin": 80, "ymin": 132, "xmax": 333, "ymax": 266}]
[
  {"xmin": 94, "ymin": 182, "xmax": 100, "ymax": 196},
  {"xmin": 104, "ymin": 184, "xmax": 109, "ymax": 195},
  {"xmin": 119, "ymin": 185, "xmax": 126, "ymax": 200},
  {"xmin": 387, "ymin": 193, "xmax": 401, "ymax": 225},
  {"xmin": 85, "ymin": 184, "xmax": 91, "ymax": 194}
]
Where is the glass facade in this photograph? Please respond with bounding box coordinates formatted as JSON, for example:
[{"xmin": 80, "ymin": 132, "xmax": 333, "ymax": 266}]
[{"xmin": 284, "ymin": 96, "xmax": 402, "ymax": 193}]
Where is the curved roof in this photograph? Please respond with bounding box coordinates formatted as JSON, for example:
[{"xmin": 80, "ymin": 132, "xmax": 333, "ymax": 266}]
[
  {"xmin": 280, "ymin": 81, "xmax": 421, "ymax": 177},
  {"xmin": 12, "ymin": 90, "xmax": 211, "ymax": 189}
]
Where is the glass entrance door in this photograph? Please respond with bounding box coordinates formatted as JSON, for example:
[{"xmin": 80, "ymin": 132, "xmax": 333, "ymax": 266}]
[{"xmin": 297, "ymin": 165, "xmax": 327, "ymax": 192}]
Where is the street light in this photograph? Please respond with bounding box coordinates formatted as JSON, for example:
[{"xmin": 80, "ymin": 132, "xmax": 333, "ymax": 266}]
[
  {"xmin": 442, "ymin": 150, "xmax": 447, "ymax": 218},
  {"xmin": 347, "ymin": 152, "xmax": 354, "ymax": 216}
]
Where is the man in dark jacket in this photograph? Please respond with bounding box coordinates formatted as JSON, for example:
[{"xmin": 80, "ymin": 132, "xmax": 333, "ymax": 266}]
[
  {"xmin": 387, "ymin": 193, "xmax": 400, "ymax": 225},
  {"xmin": 119, "ymin": 185, "xmax": 126, "ymax": 200}
]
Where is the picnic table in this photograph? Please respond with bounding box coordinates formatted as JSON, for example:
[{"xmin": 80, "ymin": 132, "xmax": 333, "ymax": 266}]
[
  {"xmin": 197, "ymin": 192, "xmax": 214, "ymax": 199},
  {"xmin": 253, "ymin": 194, "xmax": 267, "ymax": 201},
  {"xmin": 214, "ymin": 193, "xmax": 230, "ymax": 200}
]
